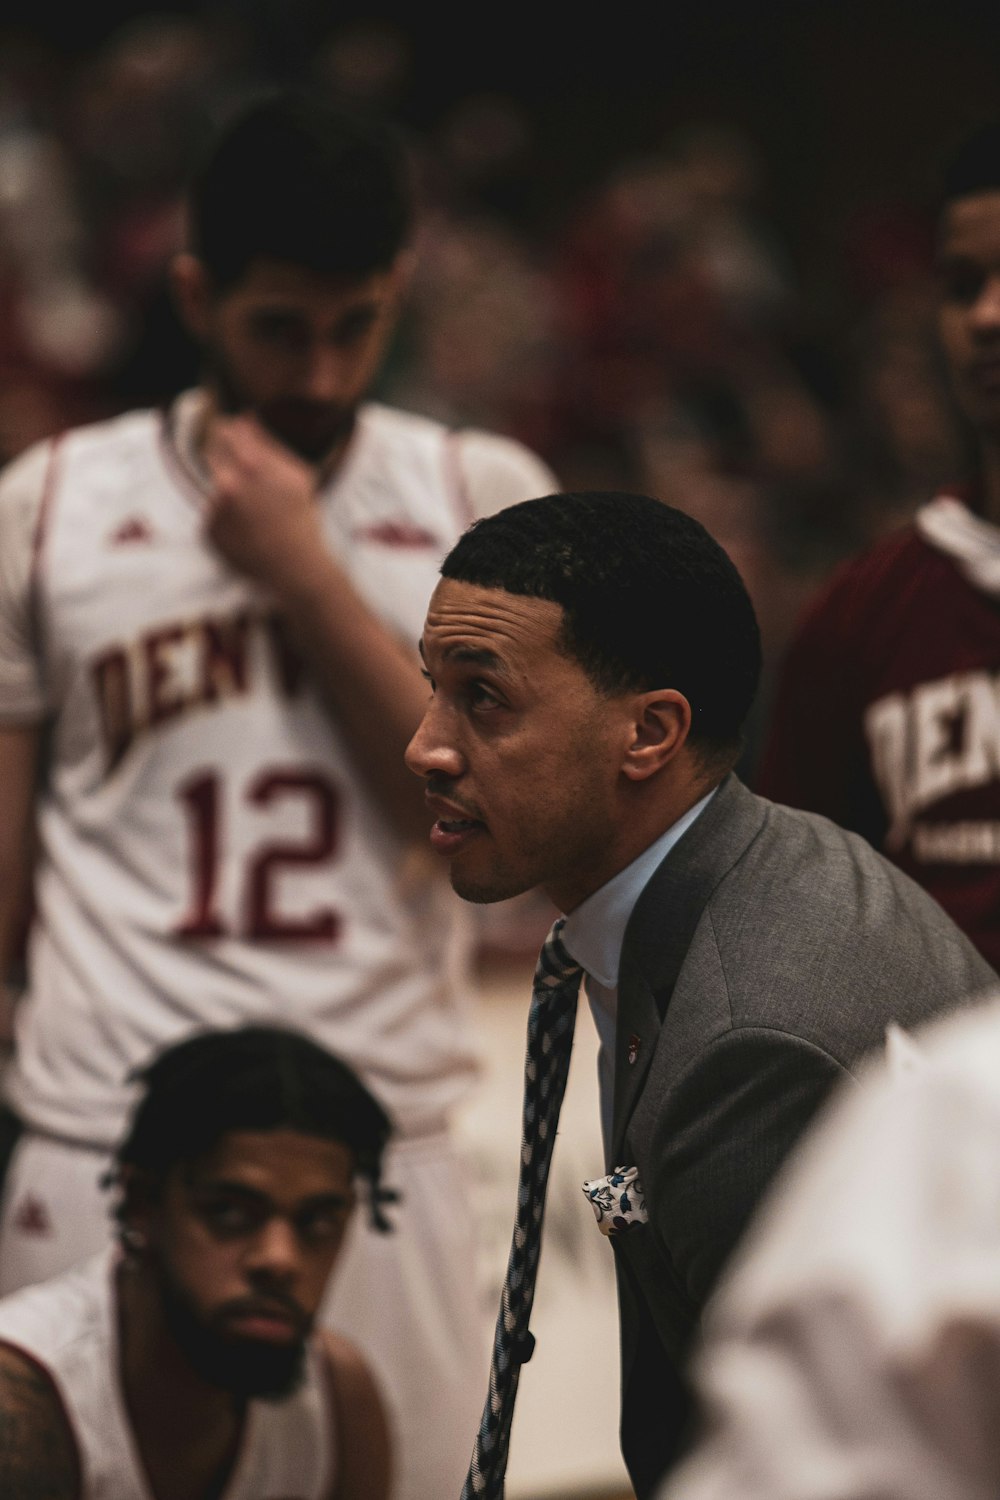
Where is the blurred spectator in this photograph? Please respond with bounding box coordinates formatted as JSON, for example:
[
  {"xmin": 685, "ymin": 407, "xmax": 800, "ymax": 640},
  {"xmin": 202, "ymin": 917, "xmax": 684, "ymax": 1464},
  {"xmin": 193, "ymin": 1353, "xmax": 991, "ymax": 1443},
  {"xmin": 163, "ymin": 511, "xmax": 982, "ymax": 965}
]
[{"xmin": 757, "ymin": 122, "xmax": 1000, "ymax": 971}]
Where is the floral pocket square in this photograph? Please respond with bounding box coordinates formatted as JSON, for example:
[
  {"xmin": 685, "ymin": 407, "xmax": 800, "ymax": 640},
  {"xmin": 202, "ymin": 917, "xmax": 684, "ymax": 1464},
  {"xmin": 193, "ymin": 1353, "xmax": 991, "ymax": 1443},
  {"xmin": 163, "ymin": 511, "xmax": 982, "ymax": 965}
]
[{"xmin": 582, "ymin": 1165, "xmax": 648, "ymax": 1236}]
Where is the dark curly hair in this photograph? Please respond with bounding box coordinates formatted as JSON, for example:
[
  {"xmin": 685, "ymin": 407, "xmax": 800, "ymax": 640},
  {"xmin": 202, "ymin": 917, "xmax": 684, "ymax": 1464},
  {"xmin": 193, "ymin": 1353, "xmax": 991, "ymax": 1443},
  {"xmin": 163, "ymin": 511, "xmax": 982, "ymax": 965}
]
[
  {"xmin": 111, "ymin": 1025, "xmax": 395, "ymax": 1232},
  {"xmin": 189, "ymin": 88, "xmax": 413, "ymax": 291}
]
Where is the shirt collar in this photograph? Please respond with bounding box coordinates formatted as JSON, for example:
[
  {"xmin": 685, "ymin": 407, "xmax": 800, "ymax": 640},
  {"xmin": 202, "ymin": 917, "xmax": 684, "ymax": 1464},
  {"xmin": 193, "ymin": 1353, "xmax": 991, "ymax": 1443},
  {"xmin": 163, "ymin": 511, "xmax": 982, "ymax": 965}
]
[
  {"xmin": 917, "ymin": 493, "xmax": 1000, "ymax": 597},
  {"xmin": 561, "ymin": 787, "xmax": 716, "ymax": 988}
]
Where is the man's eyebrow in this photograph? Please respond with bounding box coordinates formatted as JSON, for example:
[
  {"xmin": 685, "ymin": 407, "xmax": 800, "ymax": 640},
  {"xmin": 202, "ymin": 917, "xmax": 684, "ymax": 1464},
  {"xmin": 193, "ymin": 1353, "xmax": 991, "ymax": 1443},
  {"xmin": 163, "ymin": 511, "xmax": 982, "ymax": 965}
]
[
  {"xmin": 297, "ymin": 1190, "xmax": 353, "ymax": 1212},
  {"xmin": 188, "ymin": 1177, "xmax": 270, "ymax": 1204},
  {"xmin": 936, "ymin": 250, "xmax": 981, "ymax": 272},
  {"xmin": 418, "ymin": 639, "xmax": 510, "ymax": 675},
  {"xmin": 445, "ymin": 645, "xmax": 505, "ymax": 670}
]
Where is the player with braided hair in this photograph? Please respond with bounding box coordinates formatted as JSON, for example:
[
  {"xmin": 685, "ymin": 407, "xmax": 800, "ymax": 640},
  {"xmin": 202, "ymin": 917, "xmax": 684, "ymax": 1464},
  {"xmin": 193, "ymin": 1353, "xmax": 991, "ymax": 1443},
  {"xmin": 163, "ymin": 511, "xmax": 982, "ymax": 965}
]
[{"xmin": 0, "ymin": 1024, "xmax": 392, "ymax": 1500}]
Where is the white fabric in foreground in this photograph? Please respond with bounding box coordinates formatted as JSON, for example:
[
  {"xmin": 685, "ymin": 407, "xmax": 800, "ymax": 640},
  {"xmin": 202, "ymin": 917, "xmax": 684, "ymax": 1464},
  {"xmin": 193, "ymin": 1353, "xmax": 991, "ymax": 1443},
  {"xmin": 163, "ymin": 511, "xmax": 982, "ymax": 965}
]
[{"xmin": 660, "ymin": 991, "xmax": 1000, "ymax": 1500}]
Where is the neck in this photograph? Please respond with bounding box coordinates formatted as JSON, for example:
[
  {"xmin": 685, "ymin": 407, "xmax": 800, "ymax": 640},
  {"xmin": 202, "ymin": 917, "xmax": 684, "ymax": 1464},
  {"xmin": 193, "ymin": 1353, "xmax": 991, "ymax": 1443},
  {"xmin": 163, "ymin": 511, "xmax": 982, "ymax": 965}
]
[{"xmin": 553, "ymin": 768, "xmax": 722, "ymax": 914}]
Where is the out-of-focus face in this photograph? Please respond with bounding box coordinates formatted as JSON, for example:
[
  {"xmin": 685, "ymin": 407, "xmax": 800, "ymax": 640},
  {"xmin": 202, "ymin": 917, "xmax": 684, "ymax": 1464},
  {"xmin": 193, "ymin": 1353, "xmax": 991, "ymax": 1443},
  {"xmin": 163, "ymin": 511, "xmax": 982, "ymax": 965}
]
[
  {"xmin": 146, "ymin": 1127, "xmax": 355, "ymax": 1397},
  {"xmin": 177, "ymin": 255, "xmax": 405, "ymax": 462},
  {"xmin": 405, "ymin": 578, "xmax": 638, "ymax": 914},
  {"xmin": 937, "ymin": 190, "xmax": 1000, "ymax": 438}
]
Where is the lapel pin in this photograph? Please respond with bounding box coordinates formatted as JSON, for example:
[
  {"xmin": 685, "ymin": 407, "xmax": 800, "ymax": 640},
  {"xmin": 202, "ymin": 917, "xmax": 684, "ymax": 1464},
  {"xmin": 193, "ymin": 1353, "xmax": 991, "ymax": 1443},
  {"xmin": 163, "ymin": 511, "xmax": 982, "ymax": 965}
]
[{"xmin": 626, "ymin": 1033, "xmax": 641, "ymax": 1066}]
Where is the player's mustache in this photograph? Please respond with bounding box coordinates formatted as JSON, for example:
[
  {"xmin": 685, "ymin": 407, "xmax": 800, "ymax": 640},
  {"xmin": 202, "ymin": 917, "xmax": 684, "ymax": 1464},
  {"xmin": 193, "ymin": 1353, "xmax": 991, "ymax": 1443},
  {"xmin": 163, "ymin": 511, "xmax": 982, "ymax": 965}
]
[
  {"xmin": 424, "ymin": 775, "xmax": 482, "ymax": 820},
  {"xmin": 219, "ymin": 1292, "xmax": 309, "ymax": 1329}
]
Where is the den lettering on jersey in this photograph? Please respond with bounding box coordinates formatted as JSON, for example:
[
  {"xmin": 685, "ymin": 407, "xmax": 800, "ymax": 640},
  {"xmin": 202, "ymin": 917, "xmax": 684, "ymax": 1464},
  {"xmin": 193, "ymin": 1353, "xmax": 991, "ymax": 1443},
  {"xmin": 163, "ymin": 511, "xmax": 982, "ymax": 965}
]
[
  {"xmin": 9, "ymin": 402, "xmax": 480, "ymax": 1148},
  {"xmin": 866, "ymin": 669, "xmax": 1000, "ymax": 862}
]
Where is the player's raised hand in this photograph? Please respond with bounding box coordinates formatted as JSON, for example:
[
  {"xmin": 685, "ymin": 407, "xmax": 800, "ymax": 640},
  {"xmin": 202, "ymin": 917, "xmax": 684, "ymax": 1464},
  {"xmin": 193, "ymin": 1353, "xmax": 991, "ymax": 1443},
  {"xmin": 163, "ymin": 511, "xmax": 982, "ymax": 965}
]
[{"xmin": 203, "ymin": 414, "xmax": 330, "ymax": 595}]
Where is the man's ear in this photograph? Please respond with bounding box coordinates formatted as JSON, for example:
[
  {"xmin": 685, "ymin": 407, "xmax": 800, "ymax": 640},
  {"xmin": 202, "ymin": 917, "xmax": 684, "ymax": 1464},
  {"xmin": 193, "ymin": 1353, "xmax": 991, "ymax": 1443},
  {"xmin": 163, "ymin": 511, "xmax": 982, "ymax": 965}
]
[
  {"xmin": 621, "ymin": 690, "xmax": 692, "ymax": 781},
  {"xmin": 170, "ymin": 253, "xmax": 214, "ymax": 341},
  {"xmin": 117, "ymin": 1164, "xmax": 161, "ymax": 1249}
]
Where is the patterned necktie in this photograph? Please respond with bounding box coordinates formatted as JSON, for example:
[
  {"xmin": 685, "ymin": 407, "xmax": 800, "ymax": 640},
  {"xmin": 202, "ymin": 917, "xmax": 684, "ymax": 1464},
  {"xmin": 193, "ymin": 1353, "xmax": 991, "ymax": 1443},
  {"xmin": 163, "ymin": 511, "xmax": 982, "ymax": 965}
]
[{"xmin": 462, "ymin": 919, "xmax": 583, "ymax": 1499}]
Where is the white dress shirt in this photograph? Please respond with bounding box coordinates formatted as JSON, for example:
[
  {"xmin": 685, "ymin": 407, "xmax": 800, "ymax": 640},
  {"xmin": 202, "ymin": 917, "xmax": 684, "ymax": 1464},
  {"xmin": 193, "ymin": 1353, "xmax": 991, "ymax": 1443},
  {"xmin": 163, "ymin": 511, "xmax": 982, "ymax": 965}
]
[{"xmin": 561, "ymin": 790, "xmax": 715, "ymax": 1156}]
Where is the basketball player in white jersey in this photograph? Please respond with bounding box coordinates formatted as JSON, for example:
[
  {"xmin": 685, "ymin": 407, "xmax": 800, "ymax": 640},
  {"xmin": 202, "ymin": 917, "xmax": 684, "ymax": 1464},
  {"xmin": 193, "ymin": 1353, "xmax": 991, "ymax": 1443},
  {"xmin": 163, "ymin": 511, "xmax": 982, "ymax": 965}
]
[
  {"xmin": 0, "ymin": 1024, "xmax": 391, "ymax": 1500},
  {"xmin": 0, "ymin": 91, "xmax": 555, "ymax": 1500}
]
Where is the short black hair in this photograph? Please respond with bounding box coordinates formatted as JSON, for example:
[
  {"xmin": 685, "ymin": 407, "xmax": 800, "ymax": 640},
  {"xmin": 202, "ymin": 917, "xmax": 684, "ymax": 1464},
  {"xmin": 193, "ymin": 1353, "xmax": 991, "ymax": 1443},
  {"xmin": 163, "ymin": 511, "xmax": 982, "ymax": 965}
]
[
  {"xmin": 441, "ymin": 491, "xmax": 761, "ymax": 763},
  {"xmin": 940, "ymin": 122, "xmax": 1000, "ymax": 209},
  {"xmin": 188, "ymin": 89, "xmax": 413, "ymax": 292},
  {"xmin": 114, "ymin": 1025, "xmax": 394, "ymax": 1229}
]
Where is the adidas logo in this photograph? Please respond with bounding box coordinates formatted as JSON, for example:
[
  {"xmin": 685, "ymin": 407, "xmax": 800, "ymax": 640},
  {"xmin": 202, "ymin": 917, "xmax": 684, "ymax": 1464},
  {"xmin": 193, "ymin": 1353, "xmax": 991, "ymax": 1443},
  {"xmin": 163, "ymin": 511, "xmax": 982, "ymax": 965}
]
[
  {"xmin": 109, "ymin": 516, "xmax": 155, "ymax": 546},
  {"xmin": 13, "ymin": 1193, "xmax": 52, "ymax": 1236}
]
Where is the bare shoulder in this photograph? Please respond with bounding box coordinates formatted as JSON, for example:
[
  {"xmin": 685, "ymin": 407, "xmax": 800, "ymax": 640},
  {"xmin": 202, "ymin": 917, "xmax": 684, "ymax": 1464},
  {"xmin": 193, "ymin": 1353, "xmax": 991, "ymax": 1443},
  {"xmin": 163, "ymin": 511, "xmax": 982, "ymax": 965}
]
[
  {"xmin": 319, "ymin": 1330, "xmax": 391, "ymax": 1500},
  {"xmin": 0, "ymin": 1340, "xmax": 79, "ymax": 1499}
]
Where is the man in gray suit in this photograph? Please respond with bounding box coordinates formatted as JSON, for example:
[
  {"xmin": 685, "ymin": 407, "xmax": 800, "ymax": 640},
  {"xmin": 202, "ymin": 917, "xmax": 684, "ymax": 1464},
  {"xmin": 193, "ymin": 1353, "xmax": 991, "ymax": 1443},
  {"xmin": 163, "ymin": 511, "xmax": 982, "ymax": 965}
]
[{"xmin": 404, "ymin": 491, "xmax": 997, "ymax": 1498}]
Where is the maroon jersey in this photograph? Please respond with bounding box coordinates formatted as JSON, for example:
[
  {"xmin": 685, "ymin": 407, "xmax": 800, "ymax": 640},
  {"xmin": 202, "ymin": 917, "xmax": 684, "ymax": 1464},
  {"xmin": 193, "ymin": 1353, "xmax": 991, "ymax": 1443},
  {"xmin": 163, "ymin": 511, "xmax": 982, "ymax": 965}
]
[{"xmin": 757, "ymin": 495, "xmax": 1000, "ymax": 973}]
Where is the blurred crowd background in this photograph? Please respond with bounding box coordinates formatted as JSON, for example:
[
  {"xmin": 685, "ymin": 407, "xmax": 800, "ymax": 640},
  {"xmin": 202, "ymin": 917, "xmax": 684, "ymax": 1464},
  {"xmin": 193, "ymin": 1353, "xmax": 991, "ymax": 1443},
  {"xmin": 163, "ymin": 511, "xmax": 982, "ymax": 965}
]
[{"xmin": 1, "ymin": 0, "xmax": 999, "ymax": 766}]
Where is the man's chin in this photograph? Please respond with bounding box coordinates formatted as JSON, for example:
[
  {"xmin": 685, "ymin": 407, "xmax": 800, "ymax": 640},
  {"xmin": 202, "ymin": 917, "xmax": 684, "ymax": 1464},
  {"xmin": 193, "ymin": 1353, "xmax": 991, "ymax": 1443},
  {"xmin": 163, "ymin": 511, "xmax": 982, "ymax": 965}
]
[
  {"xmin": 449, "ymin": 865, "xmax": 532, "ymax": 906},
  {"xmin": 259, "ymin": 409, "xmax": 356, "ymax": 465},
  {"xmin": 159, "ymin": 1273, "xmax": 309, "ymax": 1399},
  {"xmin": 196, "ymin": 1333, "xmax": 308, "ymax": 1400}
]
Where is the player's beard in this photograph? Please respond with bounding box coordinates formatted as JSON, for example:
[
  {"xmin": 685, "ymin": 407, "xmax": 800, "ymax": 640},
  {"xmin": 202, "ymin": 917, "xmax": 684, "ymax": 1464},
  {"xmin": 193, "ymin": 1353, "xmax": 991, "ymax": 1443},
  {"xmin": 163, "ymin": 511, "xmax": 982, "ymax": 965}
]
[
  {"xmin": 157, "ymin": 1268, "xmax": 311, "ymax": 1401},
  {"xmin": 205, "ymin": 344, "xmax": 356, "ymax": 465}
]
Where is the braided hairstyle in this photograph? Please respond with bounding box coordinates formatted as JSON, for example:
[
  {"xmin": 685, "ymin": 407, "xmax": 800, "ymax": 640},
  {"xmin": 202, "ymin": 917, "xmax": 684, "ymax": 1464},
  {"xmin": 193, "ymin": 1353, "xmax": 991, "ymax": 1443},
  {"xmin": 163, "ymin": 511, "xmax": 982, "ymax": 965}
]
[{"xmin": 111, "ymin": 1025, "xmax": 396, "ymax": 1232}]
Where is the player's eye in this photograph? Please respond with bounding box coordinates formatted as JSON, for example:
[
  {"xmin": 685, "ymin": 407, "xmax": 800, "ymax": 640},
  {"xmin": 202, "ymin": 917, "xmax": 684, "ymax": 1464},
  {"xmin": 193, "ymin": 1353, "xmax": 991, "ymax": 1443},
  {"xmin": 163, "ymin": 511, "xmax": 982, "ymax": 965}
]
[
  {"xmin": 296, "ymin": 1206, "xmax": 350, "ymax": 1245},
  {"xmin": 195, "ymin": 1194, "xmax": 265, "ymax": 1237},
  {"xmin": 941, "ymin": 264, "xmax": 986, "ymax": 304},
  {"xmin": 467, "ymin": 680, "xmax": 501, "ymax": 710},
  {"xmin": 330, "ymin": 309, "xmax": 378, "ymax": 347}
]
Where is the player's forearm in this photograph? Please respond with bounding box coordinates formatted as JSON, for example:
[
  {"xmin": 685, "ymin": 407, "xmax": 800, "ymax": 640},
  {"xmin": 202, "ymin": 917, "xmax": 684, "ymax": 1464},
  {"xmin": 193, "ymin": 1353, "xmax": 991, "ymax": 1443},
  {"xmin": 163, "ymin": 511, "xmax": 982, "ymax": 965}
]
[
  {"xmin": 201, "ymin": 419, "xmax": 432, "ymax": 838},
  {"xmin": 0, "ymin": 725, "xmax": 39, "ymax": 1031},
  {"xmin": 270, "ymin": 555, "xmax": 430, "ymax": 841},
  {"xmin": 0, "ymin": 847, "xmax": 33, "ymax": 1044}
]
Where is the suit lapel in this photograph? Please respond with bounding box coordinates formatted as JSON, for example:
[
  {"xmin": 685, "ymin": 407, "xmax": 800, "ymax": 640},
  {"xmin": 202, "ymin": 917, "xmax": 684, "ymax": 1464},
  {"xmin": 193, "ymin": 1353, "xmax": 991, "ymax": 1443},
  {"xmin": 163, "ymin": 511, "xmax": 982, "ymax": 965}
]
[
  {"xmin": 610, "ymin": 960, "xmax": 661, "ymax": 1167},
  {"xmin": 609, "ymin": 775, "xmax": 767, "ymax": 1164}
]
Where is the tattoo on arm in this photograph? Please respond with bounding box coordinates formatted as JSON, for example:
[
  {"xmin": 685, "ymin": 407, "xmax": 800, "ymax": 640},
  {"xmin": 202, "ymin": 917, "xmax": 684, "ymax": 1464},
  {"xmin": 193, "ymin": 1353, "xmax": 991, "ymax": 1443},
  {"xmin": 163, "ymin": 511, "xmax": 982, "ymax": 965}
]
[{"xmin": 0, "ymin": 1343, "xmax": 79, "ymax": 1499}]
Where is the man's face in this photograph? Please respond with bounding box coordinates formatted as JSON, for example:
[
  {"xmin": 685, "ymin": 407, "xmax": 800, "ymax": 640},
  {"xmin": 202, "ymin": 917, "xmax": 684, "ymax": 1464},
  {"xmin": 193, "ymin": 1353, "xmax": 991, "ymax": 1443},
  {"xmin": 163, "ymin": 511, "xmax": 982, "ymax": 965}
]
[
  {"xmin": 937, "ymin": 190, "xmax": 1000, "ymax": 437},
  {"xmin": 146, "ymin": 1128, "xmax": 355, "ymax": 1398},
  {"xmin": 180, "ymin": 256, "xmax": 404, "ymax": 462},
  {"xmin": 405, "ymin": 579, "xmax": 638, "ymax": 913}
]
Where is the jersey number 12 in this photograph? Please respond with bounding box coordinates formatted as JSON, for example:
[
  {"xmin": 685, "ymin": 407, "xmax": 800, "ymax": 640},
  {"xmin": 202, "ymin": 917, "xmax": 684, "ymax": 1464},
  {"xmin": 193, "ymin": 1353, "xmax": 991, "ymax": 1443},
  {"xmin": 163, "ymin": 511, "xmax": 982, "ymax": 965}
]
[{"xmin": 174, "ymin": 768, "xmax": 339, "ymax": 942}]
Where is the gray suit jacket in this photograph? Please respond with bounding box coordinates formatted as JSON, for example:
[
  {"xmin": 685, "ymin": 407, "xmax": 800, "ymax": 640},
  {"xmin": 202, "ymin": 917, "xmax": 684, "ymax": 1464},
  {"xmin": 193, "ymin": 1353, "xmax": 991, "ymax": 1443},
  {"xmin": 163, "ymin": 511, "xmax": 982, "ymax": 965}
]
[{"xmin": 609, "ymin": 775, "xmax": 997, "ymax": 1497}]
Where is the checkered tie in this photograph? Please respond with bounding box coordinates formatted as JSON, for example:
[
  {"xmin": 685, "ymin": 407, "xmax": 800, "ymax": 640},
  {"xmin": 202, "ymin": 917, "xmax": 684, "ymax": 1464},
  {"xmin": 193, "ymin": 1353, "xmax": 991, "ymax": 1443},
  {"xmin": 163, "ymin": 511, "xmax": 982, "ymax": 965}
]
[{"xmin": 462, "ymin": 919, "xmax": 583, "ymax": 1499}]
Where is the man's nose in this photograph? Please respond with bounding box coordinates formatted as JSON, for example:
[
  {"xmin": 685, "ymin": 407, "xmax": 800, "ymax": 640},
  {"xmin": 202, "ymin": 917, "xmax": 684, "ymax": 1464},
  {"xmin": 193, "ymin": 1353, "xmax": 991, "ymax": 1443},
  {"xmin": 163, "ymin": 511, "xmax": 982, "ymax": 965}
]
[
  {"xmin": 298, "ymin": 348, "xmax": 347, "ymax": 403},
  {"xmin": 245, "ymin": 1216, "xmax": 300, "ymax": 1283},
  {"xmin": 405, "ymin": 701, "xmax": 465, "ymax": 781}
]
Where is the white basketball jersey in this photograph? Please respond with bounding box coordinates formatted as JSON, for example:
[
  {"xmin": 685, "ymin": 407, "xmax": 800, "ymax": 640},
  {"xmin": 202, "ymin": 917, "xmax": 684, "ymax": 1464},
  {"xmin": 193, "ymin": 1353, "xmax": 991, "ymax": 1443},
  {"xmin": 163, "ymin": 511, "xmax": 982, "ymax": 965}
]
[
  {"xmin": 0, "ymin": 397, "xmax": 554, "ymax": 1146},
  {"xmin": 0, "ymin": 1250, "xmax": 336, "ymax": 1500}
]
